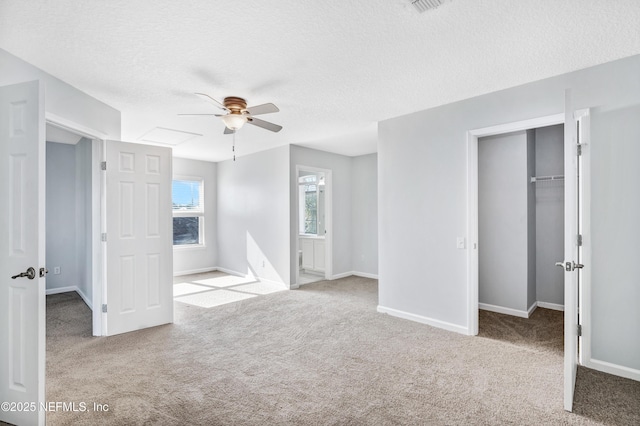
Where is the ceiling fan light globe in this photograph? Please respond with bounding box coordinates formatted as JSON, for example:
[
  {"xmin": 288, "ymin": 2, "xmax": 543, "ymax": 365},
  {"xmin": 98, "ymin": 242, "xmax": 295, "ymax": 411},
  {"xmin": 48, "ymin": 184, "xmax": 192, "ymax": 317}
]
[{"xmin": 222, "ymin": 114, "xmax": 248, "ymax": 130}]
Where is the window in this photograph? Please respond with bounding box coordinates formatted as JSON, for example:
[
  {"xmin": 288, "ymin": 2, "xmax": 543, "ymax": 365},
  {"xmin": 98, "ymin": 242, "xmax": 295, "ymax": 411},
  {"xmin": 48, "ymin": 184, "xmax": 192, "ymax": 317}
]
[
  {"xmin": 298, "ymin": 173, "xmax": 325, "ymax": 235},
  {"xmin": 172, "ymin": 178, "xmax": 204, "ymax": 246}
]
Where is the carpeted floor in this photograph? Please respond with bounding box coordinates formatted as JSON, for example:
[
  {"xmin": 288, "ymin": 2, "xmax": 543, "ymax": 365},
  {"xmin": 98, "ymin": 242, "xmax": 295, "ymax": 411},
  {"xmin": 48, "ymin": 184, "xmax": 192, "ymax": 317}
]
[{"xmin": 42, "ymin": 276, "xmax": 640, "ymax": 425}]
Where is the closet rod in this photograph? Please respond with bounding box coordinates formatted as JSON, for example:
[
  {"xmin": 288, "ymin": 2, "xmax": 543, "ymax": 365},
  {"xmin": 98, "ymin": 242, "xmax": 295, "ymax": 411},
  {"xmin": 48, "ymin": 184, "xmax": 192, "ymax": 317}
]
[{"xmin": 530, "ymin": 175, "xmax": 564, "ymax": 183}]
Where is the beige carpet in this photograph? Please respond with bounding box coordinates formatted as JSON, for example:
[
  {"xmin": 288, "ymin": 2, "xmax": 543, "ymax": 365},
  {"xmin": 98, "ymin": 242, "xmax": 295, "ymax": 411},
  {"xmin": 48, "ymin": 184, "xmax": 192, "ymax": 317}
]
[{"xmin": 41, "ymin": 276, "xmax": 640, "ymax": 425}]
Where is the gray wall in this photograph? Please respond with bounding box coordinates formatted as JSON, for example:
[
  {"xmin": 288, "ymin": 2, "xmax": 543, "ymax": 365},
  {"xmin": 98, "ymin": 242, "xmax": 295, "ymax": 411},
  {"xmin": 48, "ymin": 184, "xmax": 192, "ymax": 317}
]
[
  {"xmin": 351, "ymin": 153, "xmax": 378, "ymax": 276},
  {"xmin": 379, "ymin": 54, "xmax": 640, "ymax": 372},
  {"xmin": 46, "ymin": 142, "xmax": 78, "ymax": 291},
  {"xmin": 290, "ymin": 145, "xmax": 353, "ymax": 281},
  {"xmin": 0, "ymin": 49, "xmax": 120, "ymax": 139},
  {"xmin": 217, "ymin": 145, "xmax": 290, "ymax": 285},
  {"xmin": 535, "ymin": 124, "xmax": 564, "ymax": 306},
  {"xmin": 478, "ymin": 131, "xmax": 530, "ymax": 312},
  {"xmin": 173, "ymin": 157, "xmax": 218, "ymax": 275}
]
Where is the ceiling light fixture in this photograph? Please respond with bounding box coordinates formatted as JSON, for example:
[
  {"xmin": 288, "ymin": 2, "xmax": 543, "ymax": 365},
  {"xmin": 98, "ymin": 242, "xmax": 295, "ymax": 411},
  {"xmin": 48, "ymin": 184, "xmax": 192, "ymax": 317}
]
[{"xmin": 221, "ymin": 113, "xmax": 248, "ymax": 130}]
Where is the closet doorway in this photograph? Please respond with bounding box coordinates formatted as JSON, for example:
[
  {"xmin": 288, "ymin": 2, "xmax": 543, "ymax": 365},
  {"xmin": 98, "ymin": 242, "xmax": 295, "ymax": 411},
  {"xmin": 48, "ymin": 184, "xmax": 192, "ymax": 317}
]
[
  {"xmin": 477, "ymin": 123, "xmax": 565, "ymax": 319},
  {"xmin": 45, "ymin": 117, "xmax": 104, "ymax": 336}
]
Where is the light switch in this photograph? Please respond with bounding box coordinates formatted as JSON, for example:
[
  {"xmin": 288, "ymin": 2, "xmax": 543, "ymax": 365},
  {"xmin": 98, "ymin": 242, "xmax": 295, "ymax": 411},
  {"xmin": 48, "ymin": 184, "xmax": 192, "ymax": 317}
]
[{"xmin": 456, "ymin": 237, "xmax": 466, "ymax": 249}]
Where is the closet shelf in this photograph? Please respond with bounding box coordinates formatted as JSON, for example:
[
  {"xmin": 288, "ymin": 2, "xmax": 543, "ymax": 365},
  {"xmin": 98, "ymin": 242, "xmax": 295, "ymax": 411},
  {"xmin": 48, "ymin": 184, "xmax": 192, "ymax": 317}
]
[{"xmin": 530, "ymin": 175, "xmax": 564, "ymax": 183}]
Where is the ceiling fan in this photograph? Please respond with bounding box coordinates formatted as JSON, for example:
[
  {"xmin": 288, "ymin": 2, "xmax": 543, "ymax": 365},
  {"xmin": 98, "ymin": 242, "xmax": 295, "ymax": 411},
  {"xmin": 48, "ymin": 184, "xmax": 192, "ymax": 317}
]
[{"xmin": 179, "ymin": 93, "xmax": 282, "ymax": 134}]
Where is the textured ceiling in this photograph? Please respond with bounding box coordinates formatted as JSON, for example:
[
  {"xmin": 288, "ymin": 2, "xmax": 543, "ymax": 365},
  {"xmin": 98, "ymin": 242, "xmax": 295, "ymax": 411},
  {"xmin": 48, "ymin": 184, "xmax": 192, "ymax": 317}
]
[{"xmin": 2, "ymin": 0, "xmax": 640, "ymax": 161}]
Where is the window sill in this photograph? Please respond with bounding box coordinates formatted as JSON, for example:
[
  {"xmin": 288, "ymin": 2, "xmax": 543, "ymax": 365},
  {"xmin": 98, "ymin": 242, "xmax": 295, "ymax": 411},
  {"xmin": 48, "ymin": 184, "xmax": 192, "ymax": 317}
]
[{"xmin": 173, "ymin": 244, "xmax": 207, "ymax": 251}]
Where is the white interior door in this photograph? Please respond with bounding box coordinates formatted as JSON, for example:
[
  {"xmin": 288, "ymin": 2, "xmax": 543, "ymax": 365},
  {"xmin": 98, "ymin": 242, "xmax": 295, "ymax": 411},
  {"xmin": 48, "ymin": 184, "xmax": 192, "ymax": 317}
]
[
  {"xmin": 0, "ymin": 81, "xmax": 46, "ymax": 426},
  {"xmin": 105, "ymin": 140, "xmax": 173, "ymax": 336},
  {"xmin": 563, "ymin": 90, "xmax": 581, "ymax": 412}
]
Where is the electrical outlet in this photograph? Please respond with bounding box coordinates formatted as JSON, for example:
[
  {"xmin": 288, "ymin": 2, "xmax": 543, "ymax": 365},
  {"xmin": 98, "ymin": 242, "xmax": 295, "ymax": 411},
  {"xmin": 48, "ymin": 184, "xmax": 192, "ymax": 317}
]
[
  {"xmin": 262, "ymin": 260, "xmax": 265, "ymax": 268},
  {"xmin": 53, "ymin": 266, "xmax": 61, "ymax": 275},
  {"xmin": 456, "ymin": 238, "xmax": 466, "ymax": 250}
]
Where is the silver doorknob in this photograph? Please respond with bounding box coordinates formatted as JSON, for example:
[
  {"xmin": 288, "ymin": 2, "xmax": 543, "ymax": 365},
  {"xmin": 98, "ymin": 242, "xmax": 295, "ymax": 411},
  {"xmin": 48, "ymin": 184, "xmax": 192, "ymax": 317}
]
[
  {"xmin": 11, "ymin": 267, "xmax": 36, "ymax": 280},
  {"xmin": 555, "ymin": 261, "xmax": 584, "ymax": 272}
]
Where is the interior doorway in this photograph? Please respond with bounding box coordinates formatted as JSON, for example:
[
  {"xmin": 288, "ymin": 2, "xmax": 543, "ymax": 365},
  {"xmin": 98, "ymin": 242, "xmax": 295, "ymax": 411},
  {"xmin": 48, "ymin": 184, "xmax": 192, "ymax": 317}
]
[
  {"xmin": 477, "ymin": 124, "xmax": 565, "ymax": 319},
  {"xmin": 295, "ymin": 165, "xmax": 332, "ymax": 286},
  {"xmin": 45, "ymin": 116, "xmax": 105, "ymax": 336}
]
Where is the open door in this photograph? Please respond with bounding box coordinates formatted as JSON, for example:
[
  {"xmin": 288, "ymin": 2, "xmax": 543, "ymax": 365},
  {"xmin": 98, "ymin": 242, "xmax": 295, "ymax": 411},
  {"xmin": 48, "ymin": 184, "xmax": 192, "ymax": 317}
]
[
  {"xmin": 0, "ymin": 81, "xmax": 46, "ymax": 425},
  {"xmin": 104, "ymin": 140, "xmax": 173, "ymax": 336},
  {"xmin": 561, "ymin": 90, "xmax": 584, "ymax": 412}
]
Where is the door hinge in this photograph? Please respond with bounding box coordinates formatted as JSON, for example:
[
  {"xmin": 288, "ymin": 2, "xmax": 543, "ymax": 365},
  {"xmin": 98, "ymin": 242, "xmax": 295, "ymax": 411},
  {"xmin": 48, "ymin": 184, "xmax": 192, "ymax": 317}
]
[
  {"xmin": 577, "ymin": 144, "xmax": 583, "ymax": 156},
  {"xmin": 577, "ymin": 324, "xmax": 582, "ymax": 337},
  {"xmin": 101, "ymin": 233, "xmax": 107, "ymax": 242},
  {"xmin": 102, "ymin": 304, "xmax": 107, "ymax": 313},
  {"xmin": 577, "ymin": 234, "xmax": 583, "ymax": 246},
  {"xmin": 101, "ymin": 161, "xmax": 107, "ymax": 171}
]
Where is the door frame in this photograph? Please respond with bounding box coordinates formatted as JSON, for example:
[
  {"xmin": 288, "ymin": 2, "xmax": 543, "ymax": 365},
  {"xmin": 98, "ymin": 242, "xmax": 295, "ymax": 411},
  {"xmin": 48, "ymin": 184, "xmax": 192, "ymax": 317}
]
[
  {"xmin": 466, "ymin": 113, "xmax": 565, "ymax": 335},
  {"xmin": 294, "ymin": 165, "xmax": 333, "ymax": 284},
  {"xmin": 45, "ymin": 113, "xmax": 107, "ymax": 336},
  {"xmin": 466, "ymin": 110, "xmax": 592, "ymax": 410}
]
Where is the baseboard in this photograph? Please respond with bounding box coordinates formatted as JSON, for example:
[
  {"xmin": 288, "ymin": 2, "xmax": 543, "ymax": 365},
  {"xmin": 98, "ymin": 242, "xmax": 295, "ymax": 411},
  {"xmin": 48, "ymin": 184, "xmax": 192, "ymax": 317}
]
[
  {"xmin": 527, "ymin": 301, "xmax": 537, "ymax": 317},
  {"xmin": 46, "ymin": 286, "xmax": 92, "ymax": 310},
  {"xmin": 330, "ymin": 271, "xmax": 379, "ymax": 280},
  {"xmin": 46, "ymin": 286, "xmax": 77, "ymax": 295},
  {"xmin": 173, "ymin": 267, "xmax": 218, "ymax": 277},
  {"xmin": 215, "ymin": 267, "xmax": 287, "ymax": 288},
  {"xmin": 213, "ymin": 267, "xmax": 245, "ymax": 278},
  {"xmin": 377, "ymin": 305, "xmax": 468, "ymax": 335},
  {"xmin": 479, "ymin": 303, "xmax": 531, "ymax": 319},
  {"xmin": 352, "ymin": 271, "xmax": 379, "ymax": 279},
  {"xmin": 330, "ymin": 271, "xmax": 352, "ymax": 280},
  {"xmin": 76, "ymin": 287, "xmax": 93, "ymax": 310},
  {"xmin": 536, "ymin": 301, "xmax": 564, "ymax": 311},
  {"xmin": 585, "ymin": 358, "xmax": 640, "ymax": 382}
]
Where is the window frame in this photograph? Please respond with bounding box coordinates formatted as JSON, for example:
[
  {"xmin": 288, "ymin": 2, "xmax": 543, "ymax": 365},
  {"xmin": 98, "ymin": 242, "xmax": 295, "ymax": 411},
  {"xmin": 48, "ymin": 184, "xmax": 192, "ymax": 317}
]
[{"xmin": 172, "ymin": 175, "xmax": 205, "ymax": 249}]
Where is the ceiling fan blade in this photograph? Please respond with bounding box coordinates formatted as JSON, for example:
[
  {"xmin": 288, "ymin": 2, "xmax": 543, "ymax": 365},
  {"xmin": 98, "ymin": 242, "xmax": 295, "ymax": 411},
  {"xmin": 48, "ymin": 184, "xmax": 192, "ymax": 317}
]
[
  {"xmin": 178, "ymin": 113, "xmax": 224, "ymax": 116},
  {"xmin": 223, "ymin": 127, "xmax": 235, "ymax": 135},
  {"xmin": 195, "ymin": 92, "xmax": 228, "ymax": 111},
  {"xmin": 247, "ymin": 117, "xmax": 282, "ymax": 133},
  {"xmin": 246, "ymin": 103, "xmax": 279, "ymax": 116}
]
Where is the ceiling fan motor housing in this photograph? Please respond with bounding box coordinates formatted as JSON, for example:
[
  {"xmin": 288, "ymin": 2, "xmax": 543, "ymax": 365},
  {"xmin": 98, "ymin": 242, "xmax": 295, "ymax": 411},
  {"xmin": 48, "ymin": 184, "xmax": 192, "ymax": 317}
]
[{"xmin": 224, "ymin": 97, "xmax": 248, "ymax": 113}]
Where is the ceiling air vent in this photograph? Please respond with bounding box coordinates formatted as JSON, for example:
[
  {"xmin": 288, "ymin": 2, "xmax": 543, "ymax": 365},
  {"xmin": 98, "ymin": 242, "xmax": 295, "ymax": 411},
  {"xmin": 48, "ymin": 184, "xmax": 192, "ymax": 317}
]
[{"xmin": 411, "ymin": 0, "xmax": 443, "ymax": 13}]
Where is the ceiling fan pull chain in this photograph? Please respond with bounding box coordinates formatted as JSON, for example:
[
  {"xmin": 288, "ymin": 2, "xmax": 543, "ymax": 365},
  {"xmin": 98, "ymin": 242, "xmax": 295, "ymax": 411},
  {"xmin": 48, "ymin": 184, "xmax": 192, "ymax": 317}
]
[{"xmin": 233, "ymin": 131, "xmax": 236, "ymax": 162}]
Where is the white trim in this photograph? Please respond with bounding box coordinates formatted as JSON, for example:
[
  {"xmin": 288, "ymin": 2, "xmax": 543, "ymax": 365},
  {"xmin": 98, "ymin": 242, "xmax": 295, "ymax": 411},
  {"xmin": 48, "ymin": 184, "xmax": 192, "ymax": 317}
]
[
  {"xmin": 585, "ymin": 358, "xmax": 640, "ymax": 383},
  {"xmin": 173, "ymin": 267, "xmax": 218, "ymax": 277},
  {"xmin": 215, "ymin": 267, "xmax": 246, "ymax": 278},
  {"xmin": 214, "ymin": 267, "xmax": 288, "ymax": 289},
  {"xmin": 479, "ymin": 303, "xmax": 533, "ymax": 319},
  {"xmin": 353, "ymin": 271, "xmax": 379, "ymax": 279},
  {"xmin": 331, "ymin": 271, "xmax": 353, "ymax": 280},
  {"xmin": 467, "ymin": 112, "xmax": 565, "ymax": 337},
  {"xmin": 45, "ymin": 286, "xmax": 92, "ymax": 310},
  {"xmin": 46, "ymin": 286, "xmax": 77, "ymax": 295},
  {"xmin": 76, "ymin": 287, "xmax": 92, "ymax": 310},
  {"xmin": 377, "ymin": 305, "xmax": 469, "ymax": 335},
  {"xmin": 45, "ymin": 112, "xmax": 109, "ymax": 141},
  {"xmin": 537, "ymin": 301, "xmax": 565, "ymax": 311}
]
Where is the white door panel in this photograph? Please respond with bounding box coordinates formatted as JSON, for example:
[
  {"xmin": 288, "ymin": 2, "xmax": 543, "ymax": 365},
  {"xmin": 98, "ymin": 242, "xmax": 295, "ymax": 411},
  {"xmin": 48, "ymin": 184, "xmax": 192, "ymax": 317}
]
[
  {"xmin": 563, "ymin": 90, "xmax": 580, "ymax": 412},
  {"xmin": 105, "ymin": 141, "xmax": 173, "ymax": 336},
  {"xmin": 301, "ymin": 239, "xmax": 314, "ymax": 270},
  {"xmin": 314, "ymin": 240, "xmax": 326, "ymax": 271},
  {"xmin": 0, "ymin": 81, "xmax": 46, "ymax": 426}
]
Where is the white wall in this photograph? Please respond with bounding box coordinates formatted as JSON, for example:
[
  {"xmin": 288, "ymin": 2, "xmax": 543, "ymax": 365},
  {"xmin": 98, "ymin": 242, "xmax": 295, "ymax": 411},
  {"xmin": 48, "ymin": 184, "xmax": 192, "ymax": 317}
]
[
  {"xmin": 478, "ymin": 131, "xmax": 530, "ymax": 312},
  {"xmin": 46, "ymin": 142, "xmax": 78, "ymax": 291},
  {"xmin": 379, "ymin": 54, "xmax": 640, "ymax": 374},
  {"xmin": 535, "ymin": 124, "xmax": 564, "ymax": 306},
  {"xmin": 352, "ymin": 153, "xmax": 378, "ymax": 277},
  {"xmin": 217, "ymin": 146, "xmax": 290, "ymax": 285},
  {"xmin": 173, "ymin": 157, "xmax": 218, "ymax": 275},
  {"xmin": 290, "ymin": 145, "xmax": 353, "ymax": 281},
  {"xmin": 0, "ymin": 49, "xmax": 120, "ymax": 139}
]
